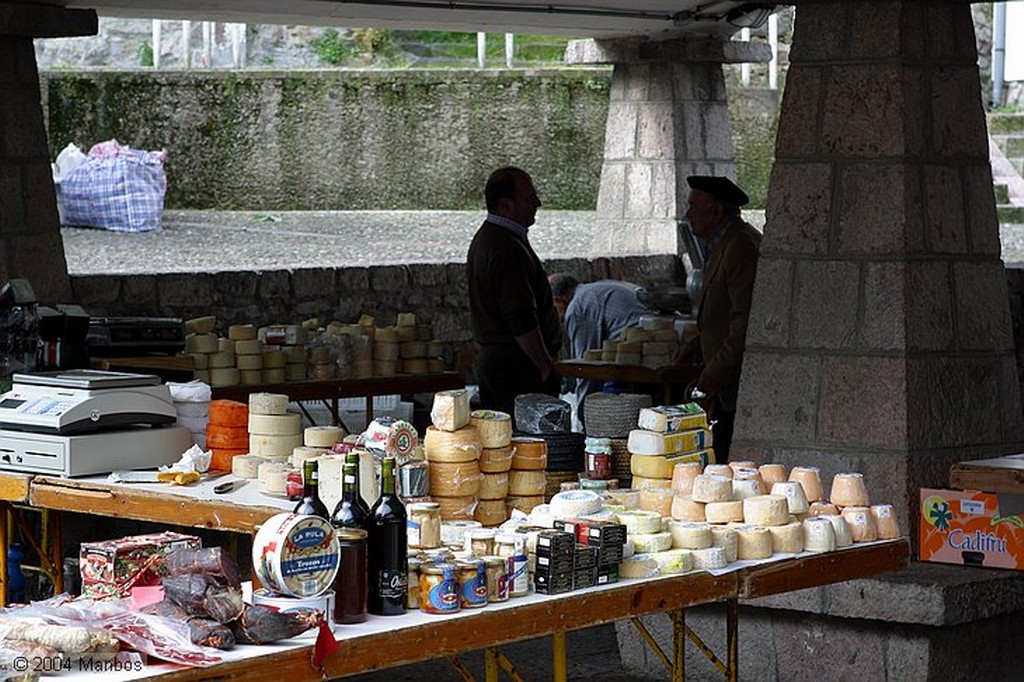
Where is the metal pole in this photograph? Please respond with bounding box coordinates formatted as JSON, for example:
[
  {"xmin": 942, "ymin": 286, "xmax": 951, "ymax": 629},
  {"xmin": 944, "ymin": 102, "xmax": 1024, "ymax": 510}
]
[
  {"xmin": 768, "ymin": 14, "xmax": 778, "ymax": 90},
  {"xmin": 993, "ymin": 2, "xmax": 1007, "ymax": 108},
  {"xmin": 740, "ymin": 28, "xmax": 750, "ymax": 87},
  {"xmin": 505, "ymin": 33, "xmax": 514, "ymax": 68},
  {"xmin": 552, "ymin": 631, "xmax": 568, "ymax": 682},
  {"xmin": 477, "ymin": 31, "xmax": 486, "ymax": 68}
]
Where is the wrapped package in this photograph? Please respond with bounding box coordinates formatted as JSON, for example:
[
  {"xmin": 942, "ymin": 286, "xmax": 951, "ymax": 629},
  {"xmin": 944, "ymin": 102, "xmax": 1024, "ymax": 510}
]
[{"xmin": 80, "ymin": 532, "xmax": 201, "ymax": 599}]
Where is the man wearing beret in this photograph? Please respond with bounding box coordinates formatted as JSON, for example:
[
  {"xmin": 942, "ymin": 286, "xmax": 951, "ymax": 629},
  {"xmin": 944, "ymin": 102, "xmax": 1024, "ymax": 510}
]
[{"xmin": 677, "ymin": 175, "xmax": 761, "ymax": 461}]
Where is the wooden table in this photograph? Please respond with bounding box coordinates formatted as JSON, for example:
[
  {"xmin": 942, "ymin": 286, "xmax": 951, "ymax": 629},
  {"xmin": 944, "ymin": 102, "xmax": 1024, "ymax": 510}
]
[
  {"xmin": 949, "ymin": 454, "xmax": 1024, "ymax": 493},
  {"xmin": 58, "ymin": 539, "xmax": 907, "ymax": 682},
  {"xmin": 0, "ymin": 472, "xmax": 34, "ymax": 607},
  {"xmin": 211, "ymin": 372, "xmax": 464, "ymax": 426},
  {"xmin": 556, "ymin": 360, "xmax": 699, "ymax": 404}
]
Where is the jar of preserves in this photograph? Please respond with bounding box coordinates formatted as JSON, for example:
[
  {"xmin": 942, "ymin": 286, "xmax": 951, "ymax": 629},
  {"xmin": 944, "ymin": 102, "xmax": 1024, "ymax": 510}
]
[
  {"xmin": 465, "ymin": 528, "xmax": 497, "ymax": 557},
  {"xmin": 483, "ymin": 555, "xmax": 509, "ymax": 603},
  {"xmin": 419, "ymin": 562, "xmax": 459, "ymax": 615},
  {"xmin": 333, "ymin": 528, "xmax": 368, "ymax": 624},
  {"xmin": 406, "ymin": 557, "xmax": 422, "ymax": 610},
  {"xmin": 457, "ymin": 559, "xmax": 488, "ymax": 609},
  {"xmin": 584, "ymin": 437, "xmax": 612, "ymax": 480},
  {"xmin": 408, "ymin": 502, "xmax": 442, "ymax": 549}
]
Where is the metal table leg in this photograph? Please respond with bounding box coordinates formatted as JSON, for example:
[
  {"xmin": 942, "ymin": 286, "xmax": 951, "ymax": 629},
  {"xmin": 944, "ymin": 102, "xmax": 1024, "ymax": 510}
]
[
  {"xmin": 672, "ymin": 609, "xmax": 685, "ymax": 682},
  {"xmin": 0, "ymin": 502, "xmax": 7, "ymax": 607},
  {"xmin": 726, "ymin": 598, "xmax": 738, "ymax": 682},
  {"xmin": 485, "ymin": 647, "xmax": 499, "ymax": 682},
  {"xmin": 552, "ymin": 631, "xmax": 567, "ymax": 682}
]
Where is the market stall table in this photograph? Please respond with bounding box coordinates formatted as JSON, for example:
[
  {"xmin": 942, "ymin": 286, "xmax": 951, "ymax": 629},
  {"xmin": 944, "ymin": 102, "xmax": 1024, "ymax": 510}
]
[
  {"xmin": 0, "ymin": 471, "xmax": 36, "ymax": 606},
  {"xmin": 555, "ymin": 360, "xmax": 700, "ymax": 405},
  {"xmin": 50, "ymin": 539, "xmax": 908, "ymax": 682},
  {"xmin": 210, "ymin": 372, "xmax": 464, "ymax": 426}
]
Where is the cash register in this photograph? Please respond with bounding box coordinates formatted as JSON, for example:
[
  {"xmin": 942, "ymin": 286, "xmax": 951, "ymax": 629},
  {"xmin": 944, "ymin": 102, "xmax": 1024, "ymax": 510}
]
[{"xmin": 0, "ymin": 369, "xmax": 192, "ymax": 477}]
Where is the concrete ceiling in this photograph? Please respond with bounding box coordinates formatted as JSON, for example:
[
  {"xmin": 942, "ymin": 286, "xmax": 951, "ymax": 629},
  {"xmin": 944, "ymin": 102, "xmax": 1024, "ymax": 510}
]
[{"xmin": 51, "ymin": 0, "xmax": 777, "ymax": 38}]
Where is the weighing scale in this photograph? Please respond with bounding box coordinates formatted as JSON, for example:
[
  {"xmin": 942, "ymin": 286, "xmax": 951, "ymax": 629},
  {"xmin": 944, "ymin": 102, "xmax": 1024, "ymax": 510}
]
[{"xmin": 0, "ymin": 369, "xmax": 192, "ymax": 477}]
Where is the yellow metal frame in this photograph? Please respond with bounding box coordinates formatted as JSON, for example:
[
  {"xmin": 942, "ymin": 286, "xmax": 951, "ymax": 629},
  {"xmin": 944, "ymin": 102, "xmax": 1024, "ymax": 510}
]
[{"xmin": 630, "ymin": 598, "xmax": 740, "ymax": 681}]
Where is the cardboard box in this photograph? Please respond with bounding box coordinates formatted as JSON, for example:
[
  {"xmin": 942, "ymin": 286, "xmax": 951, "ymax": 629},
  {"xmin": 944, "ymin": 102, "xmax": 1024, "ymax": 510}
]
[
  {"xmin": 919, "ymin": 488, "xmax": 1024, "ymax": 570},
  {"xmin": 81, "ymin": 531, "xmax": 202, "ymax": 598}
]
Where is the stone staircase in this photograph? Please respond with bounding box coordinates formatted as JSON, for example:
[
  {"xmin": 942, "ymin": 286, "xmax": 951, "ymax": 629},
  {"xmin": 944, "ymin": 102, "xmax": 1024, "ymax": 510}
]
[{"xmin": 990, "ymin": 112, "xmax": 1024, "ymax": 224}]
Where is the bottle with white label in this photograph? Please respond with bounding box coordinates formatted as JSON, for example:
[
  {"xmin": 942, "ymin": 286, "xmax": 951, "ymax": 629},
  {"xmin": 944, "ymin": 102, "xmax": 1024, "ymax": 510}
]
[{"xmin": 368, "ymin": 456, "xmax": 407, "ymax": 615}]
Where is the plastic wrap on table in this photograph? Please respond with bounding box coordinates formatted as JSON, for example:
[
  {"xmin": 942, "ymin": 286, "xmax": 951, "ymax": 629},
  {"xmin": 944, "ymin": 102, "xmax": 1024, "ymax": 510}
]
[
  {"xmin": 229, "ymin": 604, "xmax": 317, "ymax": 644},
  {"xmin": 161, "ymin": 574, "xmax": 244, "ymax": 624},
  {"xmin": 162, "ymin": 547, "xmax": 241, "ymax": 588},
  {"xmin": 141, "ymin": 600, "xmax": 236, "ymax": 650},
  {"xmin": 514, "ymin": 394, "xmax": 572, "ymax": 434}
]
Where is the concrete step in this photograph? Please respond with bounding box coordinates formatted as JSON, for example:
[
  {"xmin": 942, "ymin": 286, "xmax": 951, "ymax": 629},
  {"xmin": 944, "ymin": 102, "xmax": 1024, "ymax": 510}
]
[
  {"xmin": 999, "ymin": 205, "xmax": 1024, "ymax": 223},
  {"xmin": 989, "ymin": 112, "xmax": 1024, "ymax": 134},
  {"xmin": 996, "ymin": 182, "xmax": 1011, "ymax": 204}
]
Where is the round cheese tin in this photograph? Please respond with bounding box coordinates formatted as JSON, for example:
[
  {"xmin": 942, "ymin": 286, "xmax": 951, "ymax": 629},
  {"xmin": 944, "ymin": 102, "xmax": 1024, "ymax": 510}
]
[{"xmin": 253, "ymin": 513, "xmax": 339, "ymax": 598}]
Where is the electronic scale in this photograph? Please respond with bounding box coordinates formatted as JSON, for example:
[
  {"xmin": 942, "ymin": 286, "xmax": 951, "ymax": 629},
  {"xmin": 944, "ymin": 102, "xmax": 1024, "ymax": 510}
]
[{"xmin": 0, "ymin": 369, "xmax": 192, "ymax": 477}]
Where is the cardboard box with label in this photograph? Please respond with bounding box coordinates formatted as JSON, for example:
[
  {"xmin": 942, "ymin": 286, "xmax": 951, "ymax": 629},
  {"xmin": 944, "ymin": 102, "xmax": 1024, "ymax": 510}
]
[{"xmin": 919, "ymin": 488, "xmax": 1024, "ymax": 570}]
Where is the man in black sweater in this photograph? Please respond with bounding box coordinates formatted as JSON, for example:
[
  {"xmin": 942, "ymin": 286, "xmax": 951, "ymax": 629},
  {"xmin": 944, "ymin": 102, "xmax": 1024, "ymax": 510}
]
[{"xmin": 466, "ymin": 167, "xmax": 562, "ymax": 417}]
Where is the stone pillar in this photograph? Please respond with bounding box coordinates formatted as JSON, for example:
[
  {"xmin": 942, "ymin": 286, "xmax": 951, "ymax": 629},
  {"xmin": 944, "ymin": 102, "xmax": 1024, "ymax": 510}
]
[
  {"xmin": 0, "ymin": 4, "xmax": 96, "ymax": 301},
  {"xmin": 566, "ymin": 38, "xmax": 770, "ymax": 257},
  {"xmin": 733, "ymin": 0, "xmax": 1024, "ymax": 537}
]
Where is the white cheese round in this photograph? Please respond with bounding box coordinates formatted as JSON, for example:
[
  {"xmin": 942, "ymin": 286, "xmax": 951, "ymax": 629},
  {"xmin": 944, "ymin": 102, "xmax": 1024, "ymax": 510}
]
[
  {"xmin": 742, "ymin": 494, "xmax": 790, "ymax": 526},
  {"xmin": 710, "ymin": 526, "xmax": 738, "ymax": 563},
  {"xmin": 771, "ymin": 481, "xmax": 810, "ymax": 514},
  {"xmin": 691, "ymin": 546, "xmax": 728, "ymax": 570},
  {"xmin": 802, "ymin": 516, "xmax": 837, "ymax": 552},
  {"xmin": 629, "ymin": 531, "xmax": 673, "ymax": 554},
  {"xmin": 822, "ymin": 513, "xmax": 854, "ymax": 547},
  {"xmin": 618, "ymin": 510, "xmax": 663, "ymax": 535},
  {"xmin": 768, "ymin": 520, "xmax": 804, "ymax": 554},
  {"xmin": 691, "ymin": 474, "xmax": 733, "ymax": 503},
  {"xmin": 705, "ymin": 500, "xmax": 744, "ymax": 524},
  {"xmin": 668, "ymin": 521, "xmax": 713, "ymax": 549},
  {"xmin": 735, "ymin": 525, "xmax": 774, "ymax": 559},
  {"xmin": 670, "ymin": 494, "xmax": 706, "ymax": 522}
]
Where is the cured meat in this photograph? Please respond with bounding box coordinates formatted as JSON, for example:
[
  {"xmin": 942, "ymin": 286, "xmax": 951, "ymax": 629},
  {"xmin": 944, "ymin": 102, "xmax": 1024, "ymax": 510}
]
[
  {"xmin": 141, "ymin": 600, "xmax": 236, "ymax": 650},
  {"xmin": 163, "ymin": 547, "xmax": 242, "ymax": 588},
  {"xmin": 1, "ymin": 620, "xmax": 118, "ymax": 657},
  {"xmin": 98, "ymin": 611, "xmax": 221, "ymax": 667},
  {"xmin": 230, "ymin": 604, "xmax": 317, "ymax": 644},
  {"xmin": 162, "ymin": 575, "xmax": 244, "ymax": 624}
]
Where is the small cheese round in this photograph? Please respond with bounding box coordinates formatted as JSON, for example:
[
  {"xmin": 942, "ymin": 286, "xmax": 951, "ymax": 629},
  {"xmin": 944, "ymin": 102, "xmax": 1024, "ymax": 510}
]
[
  {"xmin": 639, "ymin": 487, "xmax": 675, "ymax": 516},
  {"xmin": 478, "ymin": 446, "xmax": 514, "ymax": 473},
  {"xmin": 258, "ymin": 461, "xmax": 291, "ymax": 494},
  {"xmin": 808, "ymin": 500, "xmax": 841, "ymax": 516},
  {"xmin": 691, "ymin": 474, "xmax": 733, "ymax": 503},
  {"xmin": 771, "ymin": 481, "xmax": 810, "ymax": 514},
  {"xmin": 186, "ymin": 333, "xmax": 219, "ymax": 354},
  {"xmin": 430, "ymin": 461, "xmax": 483, "ymax": 497},
  {"xmin": 704, "ymin": 464, "xmax": 733, "ymax": 479},
  {"xmin": 185, "ymin": 315, "xmax": 217, "ymax": 334},
  {"xmin": 632, "ymin": 454, "xmax": 675, "ymax": 479},
  {"xmin": 508, "ymin": 469, "xmax": 546, "ymax": 496},
  {"xmin": 735, "ymin": 525, "xmax": 774, "ymax": 559},
  {"xmin": 290, "ymin": 445, "xmax": 328, "ymax": 467},
  {"xmin": 232, "ymin": 454, "xmax": 265, "ymax": 479},
  {"xmin": 249, "ymin": 392, "xmax": 289, "ymax": 415},
  {"xmin": 710, "ymin": 526, "xmax": 739, "ymax": 563},
  {"xmin": 209, "ymin": 367, "xmax": 240, "ymax": 387},
  {"xmin": 743, "ymin": 494, "xmax": 790, "ymax": 526},
  {"xmin": 831, "ymin": 472, "xmax": 870, "ymax": 507},
  {"xmin": 249, "ymin": 433, "xmax": 303, "ymax": 457},
  {"xmin": 620, "ymin": 554, "xmax": 660, "ymax": 579},
  {"xmin": 671, "ymin": 461, "xmax": 703, "ymax": 494},
  {"xmin": 550, "ymin": 490, "xmax": 603, "ymax": 517},
  {"xmin": 631, "ymin": 475, "xmax": 673, "ymax": 490},
  {"xmin": 759, "ymin": 463, "xmax": 788, "ymax": 486},
  {"xmin": 802, "ymin": 516, "xmax": 837, "ymax": 552},
  {"xmin": 841, "ymin": 506, "xmax": 878, "ymax": 542},
  {"xmin": 618, "ymin": 510, "xmax": 663, "ymax": 535},
  {"xmin": 424, "ymin": 425, "xmax": 482, "ymax": 463},
  {"xmin": 504, "ymin": 495, "xmax": 544, "ymax": 515},
  {"xmin": 304, "ymin": 425, "xmax": 344, "ymax": 447},
  {"xmin": 630, "ymin": 531, "xmax": 673, "ymax": 554},
  {"xmin": 691, "ymin": 546, "xmax": 728, "ymax": 570},
  {"xmin": 823, "ymin": 513, "xmax": 854, "ymax": 547},
  {"xmin": 235, "ymin": 338, "xmax": 263, "ymax": 355},
  {"xmin": 870, "ymin": 504, "xmax": 901, "ymax": 540},
  {"xmin": 434, "ymin": 495, "xmax": 479, "ymax": 521},
  {"xmin": 670, "ymin": 494, "xmax": 706, "ymax": 522},
  {"xmin": 228, "ymin": 324, "xmax": 257, "ymax": 341},
  {"xmin": 470, "ymin": 410, "xmax": 513, "ymax": 448},
  {"xmin": 668, "ymin": 521, "xmax": 713, "ymax": 549},
  {"xmin": 705, "ymin": 500, "xmax": 744, "ymax": 524},
  {"xmin": 474, "ymin": 499, "xmax": 508, "ymax": 527},
  {"xmin": 651, "ymin": 549, "xmax": 692, "ymax": 575},
  {"xmin": 605, "ymin": 488, "xmax": 641, "ymax": 509},
  {"xmin": 510, "ymin": 437, "xmax": 547, "ymax": 470},
  {"xmin": 789, "ymin": 466, "xmax": 825, "ymax": 502},
  {"xmin": 731, "ymin": 477, "xmax": 763, "ymax": 500},
  {"xmin": 478, "ymin": 472, "xmax": 509, "ymax": 500},
  {"xmin": 249, "ymin": 412, "xmax": 301, "ymax": 436},
  {"xmin": 768, "ymin": 521, "xmax": 804, "ymax": 554},
  {"xmin": 207, "ymin": 350, "xmax": 235, "ymax": 369}
]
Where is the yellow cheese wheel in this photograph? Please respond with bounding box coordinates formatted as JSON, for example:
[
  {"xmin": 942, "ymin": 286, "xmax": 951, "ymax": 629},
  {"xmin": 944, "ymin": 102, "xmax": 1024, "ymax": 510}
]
[
  {"xmin": 769, "ymin": 521, "xmax": 804, "ymax": 554},
  {"xmin": 705, "ymin": 500, "xmax": 744, "ymax": 524},
  {"xmin": 631, "ymin": 454, "xmax": 675, "ymax": 479},
  {"xmin": 208, "ymin": 367, "xmax": 240, "ymax": 387},
  {"xmin": 479, "ymin": 472, "xmax": 509, "ymax": 500},
  {"xmin": 185, "ymin": 333, "xmax": 219, "ymax": 354},
  {"xmin": 249, "ymin": 412, "xmax": 301, "ymax": 436},
  {"xmin": 742, "ymin": 494, "xmax": 790, "ymax": 526},
  {"xmin": 735, "ymin": 525, "xmax": 774, "ymax": 559},
  {"xmin": 249, "ymin": 392, "xmax": 289, "ymax": 415},
  {"xmin": 249, "ymin": 433, "xmax": 304, "ymax": 457},
  {"xmin": 631, "ymin": 475, "xmax": 672, "ymax": 490},
  {"xmin": 374, "ymin": 342, "xmax": 401, "ymax": 361},
  {"xmin": 234, "ymin": 338, "xmax": 263, "ymax": 355},
  {"xmin": 508, "ymin": 469, "xmax": 546, "ymax": 496},
  {"xmin": 470, "ymin": 410, "xmax": 513, "ymax": 448},
  {"xmin": 228, "ymin": 324, "xmax": 257, "ymax": 341},
  {"xmin": 263, "ymin": 350, "xmax": 287, "ymax": 369},
  {"xmin": 236, "ymin": 354, "xmax": 264, "ymax": 371},
  {"xmin": 209, "ymin": 350, "xmax": 236, "ymax": 369},
  {"xmin": 668, "ymin": 521, "xmax": 713, "ymax": 549},
  {"xmin": 304, "ymin": 425, "xmax": 344, "ymax": 447},
  {"xmin": 474, "ymin": 499, "xmax": 508, "ymax": 527},
  {"xmin": 185, "ymin": 316, "xmax": 217, "ymax": 334},
  {"xmin": 433, "ymin": 495, "xmax": 478, "ymax": 521},
  {"xmin": 638, "ymin": 487, "xmax": 675, "ymax": 516},
  {"xmin": 423, "ymin": 425, "xmax": 482, "ymax": 463},
  {"xmin": 429, "ymin": 460, "xmax": 482, "ymax": 497},
  {"xmin": 510, "ymin": 436, "xmax": 547, "ymax": 470},
  {"xmin": 478, "ymin": 446, "xmax": 513, "ymax": 473},
  {"xmin": 670, "ymin": 494, "xmax": 706, "ymax": 522},
  {"xmin": 505, "ymin": 495, "xmax": 544, "ymax": 515}
]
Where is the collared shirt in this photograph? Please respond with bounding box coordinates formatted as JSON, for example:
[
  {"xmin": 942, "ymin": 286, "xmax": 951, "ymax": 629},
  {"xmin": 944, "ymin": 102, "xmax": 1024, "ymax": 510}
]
[
  {"xmin": 485, "ymin": 212, "xmax": 529, "ymax": 240},
  {"xmin": 700, "ymin": 221, "xmax": 729, "ymax": 261}
]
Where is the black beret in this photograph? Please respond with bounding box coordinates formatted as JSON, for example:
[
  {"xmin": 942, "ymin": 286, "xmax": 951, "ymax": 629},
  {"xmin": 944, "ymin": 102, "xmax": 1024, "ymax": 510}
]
[{"xmin": 686, "ymin": 175, "xmax": 749, "ymax": 207}]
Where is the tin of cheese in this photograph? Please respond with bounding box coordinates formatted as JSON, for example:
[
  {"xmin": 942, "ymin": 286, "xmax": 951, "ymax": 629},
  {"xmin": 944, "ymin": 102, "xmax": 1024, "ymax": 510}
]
[{"xmin": 253, "ymin": 513, "xmax": 340, "ymax": 598}]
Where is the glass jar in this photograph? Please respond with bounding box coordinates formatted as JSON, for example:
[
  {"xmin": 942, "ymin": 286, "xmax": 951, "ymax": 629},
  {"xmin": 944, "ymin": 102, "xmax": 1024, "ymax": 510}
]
[
  {"xmin": 406, "ymin": 557, "xmax": 422, "ymax": 610},
  {"xmin": 457, "ymin": 559, "xmax": 488, "ymax": 609},
  {"xmin": 584, "ymin": 437, "xmax": 612, "ymax": 480},
  {"xmin": 465, "ymin": 528, "xmax": 497, "ymax": 557},
  {"xmin": 407, "ymin": 502, "xmax": 442, "ymax": 549},
  {"xmin": 483, "ymin": 555, "xmax": 509, "ymax": 603},
  {"xmin": 419, "ymin": 562, "xmax": 459, "ymax": 614},
  {"xmin": 333, "ymin": 528, "xmax": 368, "ymax": 624}
]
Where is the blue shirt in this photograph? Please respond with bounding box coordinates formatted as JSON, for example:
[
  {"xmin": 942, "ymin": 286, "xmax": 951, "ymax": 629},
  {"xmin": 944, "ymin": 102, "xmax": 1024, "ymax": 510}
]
[{"xmin": 485, "ymin": 212, "xmax": 529, "ymax": 240}]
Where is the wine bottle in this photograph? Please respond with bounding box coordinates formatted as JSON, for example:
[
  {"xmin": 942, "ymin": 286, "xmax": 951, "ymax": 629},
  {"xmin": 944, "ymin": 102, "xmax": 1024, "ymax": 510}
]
[
  {"xmin": 293, "ymin": 459, "xmax": 330, "ymax": 519},
  {"xmin": 330, "ymin": 462, "xmax": 368, "ymax": 530},
  {"xmin": 368, "ymin": 456, "xmax": 407, "ymax": 616},
  {"xmin": 345, "ymin": 451, "xmax": 373, "ymax": 517}
]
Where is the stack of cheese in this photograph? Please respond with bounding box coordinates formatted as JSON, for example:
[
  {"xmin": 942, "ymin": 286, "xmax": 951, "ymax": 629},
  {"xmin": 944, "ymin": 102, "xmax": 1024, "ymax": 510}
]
[
  {"xmin": 248, "ymin": 392, "xmax": 303, "ymax": 466},
  {"xmin": 205, "ymin": 400, "xmax": 249, "ymax": 472},
  {"xmin": 296, "ymin": 425, "xmax": 346, "ymax": 513},
  {"xmin": 257, "ymin": 323, "xmax": 310, "ymax": 382},
  {"xmin": 183, "ymin": 316, "xmax": 220, "ymax": 385},
  {"xmin": 507, "ymin": 434, "xmax": 547, "ymax": 514},
  {"xmin": 471, "ymin": 409, "xmax": 514, "ymax": 526},
  {"xmin": 323, "ymin": 320, "xmax": 374, "ymax": 379},
  {"xmin": 581, "ymin": 317, "xmax": 679, "ymax": 369},
  {"xmin": 628, "ymin": 404, "xmax": 712, "ymax": 489},
  {"xmin": 815, "ymin": 470, "xmax": 901, "ymax": 544},
  {"xmin": 183, "ymin": 316, "xmax": 311, "ymax": 386},
  {"xmin": 224, "ymin": 324, "xmax": 267, "ymax": 386},
  {"xmin": 167, "ymin": 381, "xmax": 211, "ymax": 449},
  {"xmin": 425, "ymin": 389, "xmax": 483, "ymax": 521},
  {"xmin": 306, "ymin": 343, "xmax": 335, "ymax": 380}
]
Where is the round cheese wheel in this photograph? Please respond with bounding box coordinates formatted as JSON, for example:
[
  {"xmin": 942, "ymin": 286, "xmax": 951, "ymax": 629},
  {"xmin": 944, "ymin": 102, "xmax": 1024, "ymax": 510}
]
[
  {"xmin": 429, "ymin": 460, "xmax": 482, "ymax": 497},
  {"xmin": 630, "ymin": 531, "xmax": 672, "ymax": 554},
  {"xmin": 249, "ymin": 392, "xmax": 289, "ymax": 415},
  {"xmin": 710, "ymin": 526, "xmax": 739, "ymax": 563},
  {"xmin": 759, "ymin": 463, "xmax": 788, "ymax": 486},
  {"xmin": 206, "ymin": 424, "xmax": 248, "ymax": 450},
  {"xmin": 239, "ymin": 369, "xmax": 263, "ymax": 385},
  {"xmin": 505, "ymin": 495, "xmax": 544, "ymax": 515},
  {"xmin": 185, "ymin": 333, "xmax": 219, "ymax": 354},
  {"xmin": 870, "ymin": 504, "xmax": 900, "ymax": 540},
  {"xmin": 508, "ymin": 469, "xmax": 546, "ymax": 496},
  {"xmin": 207, "ymin": 350, "xmax": 235, "ymax": 369},
  {"xmin": 262, "ymin": 368, "xmax": 286, "ymax": 383},
  {"xmin": 691, "ymin": 546, "xmax": 728, "ymax": 570},
  {"xmin": 219, "ymin": 338, "xmax": 236, "ymax": 353},
  {"xmin": 802, "ymin": 516, "xmax": 837, "ymax": 552},
  {"xmin": 470, "ymin": 410, "xmax": 513, "ymax": 448},
  {"xmin": 290, "ymin": 445, "xmax": 328, "ymax": 468},
  {"xmin": 433, "ymin": 495, "xmax": 478, "ymax": 521},
  {"xmin": 840, "ymin": 506, "xmax": 878, "ymax": 542},
  {"xmin": 257, "ymin": 461, "xmax": 291, "ymax": 495},
  {"xmin": 550, "ymin": 490, "xmax": 603, "ymax": 517},
  {"xmin": 474, "ymin": 499, "xmax": 508, "ymax": 526},
  {"xmin": 402, "ymin": 358, "xmax": 429, "ymax": 375},
  {"xmin": 232, "ymin": 453, "xmax": 265, "ymax": 479},
  {"xmin": 209, "ymin": 399, "xmax": 248, "ymax": 428},
  {"xmin": 631, "ymin": 454, "xmax": 675, "ymax": 479},
  {"xmin": 631, "ymin": 475, "xmax": 672, "ymax": 490},
  {"xmin": 235, "ymin": 339, "xmax": 263, "ymax": 355},
  {"xmin": 478, "ymin": 446, "xmax": 513, "ymax": 473},
  {"xmin": 638, "ymin": 487, "xmax": 675, "ymax": 516},
  {"xmin": 263, "ymin": 350, "xmax": 287, "ymax": 369},
  {"xmin": 209, "ymin": 367, "xmax": 240, "ymax": 387},
  {"xmin": 670, "ymin": 494, "xmax": 706, "ymax": 522},
  {"xmin": 236, "ymin": 354, "xmax": 264, "ymax": 371},
  {"xmin": 735, "ymin": 525, "xmax": 774, "ymax": 559},
  {"xmin": 668, "ymin": 521, "xmax": 713, "ymax": 549},
  {"xmin": 729, "ymin": 460, "xmax": 757, "ymax": 471},
  {"xmin": 618, "ymin": 510, "xmax": 663, "ymax": 535},
  {"xmin": 228, "ymin": 324, "xmax": 257, "ymax": 341},
  {"xmin": 374, "ymin": 342, "xmax": 401, "ymax": 361},
  {"xmin": 424, "ymin": 425, "xmax": 482, "ymax": 463},
  {"xmin": 671, "ymin": 461, "xmax": 703, "ymax": 494},
  {"xmin": 185, "ymin": 315, "xmax": 217, "ymax": 334},
  {"xmin": 249, "ymin": 412, "xmax": 301, "ymax": 436},
  {"xmin": 691, "ymin": 474, "xmax": 733, "ymax": 503},
  {"xmin": 771, "ymin": 481, "xmax": 810, "ymax": 514},
  {"xmin": 769, "ymin": 521, "xmax": 804, "ymax": 554},
  {"xmin": 731, "ymin": 477, "xmax": 763, "ymax": 500},
  {"xmin": 705, "ymin": 500, "xmax": 744, "ymax": 524},
  {"xmin": 743, "ymin": 494, "xmax": 789, "ymax": 526},
  {"xmin": 823, "ymin": 513, "xmax": 854, "ymax": 547},
  {"xmin": 831, "ymin": 472, "xmax": 870, "ymax": 507},
  {"xmin": 400, "ymin": 341, "xmax": 426, "ymax": 358},
  {"xmin": 620, "ymin": 554, "xmax": 660, "ymax": 579},
  {"xmin": 789, "ymin": 466, "xmax": 825, "ymax": 502},
  {"xmin": 605, "ymin": 488, "xmax": 641, "ymax": 509},
  {"xmin": 704, "ymin": 464, "xmax": 733, "ymax": 479},
  {"xmin": 304, "ymin": 425, "xmax": 344, "ymax": 447},
  {"xmin": 808, "ymin": 500, "xmax": 841, "ymax": 516},
  {"xmin": 285, "ymin": 364, "xmax": 307, "ymax": 381},
  {"xmin": 510, "ymin": 437, "xmax": 547, "ymax": 470},
  {"xmin": 187, "ymin": 352, "xmax": 209, "ymax": 370},
  {"xmin": 651, "ymin": 549, "xmax": 692, "ymax": 575},
  {"xmin": 250, "ymin": 433, "xmax": 303, "ymax": 458},
  {"xmin": 478, "ymin": 472, "xmax": 509, "ymax": 500}
]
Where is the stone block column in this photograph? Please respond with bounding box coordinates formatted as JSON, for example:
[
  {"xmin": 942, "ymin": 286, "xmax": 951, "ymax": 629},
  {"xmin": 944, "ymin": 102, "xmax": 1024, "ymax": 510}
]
[
  {"xmin": 733, "ymin": 0, "xmax": 1024, "ymax": 538},
  {"xmin": 0, "ymin": 4, "xmax": 95, "ymax": 302},
  {"xmin": 566, "ymin": 38, "xmax": 770, "ymax": 258}
]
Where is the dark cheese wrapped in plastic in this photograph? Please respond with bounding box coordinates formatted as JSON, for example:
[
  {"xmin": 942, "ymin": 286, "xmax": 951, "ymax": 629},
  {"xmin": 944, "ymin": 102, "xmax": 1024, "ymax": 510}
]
[
  {"xmin": 142, "ymin": 599, "xmax": 236, "ymax": 650},
  {"xmin": 162, "ymin": 574, "xmax": 245, "ymax": 624},
  {"xmin": 514, "ymin": 393, "xmax": 571, "ymax": 434},
  {"xmin": 163, "ymin": 547, "xmax": 241, "ymax": 588}
]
